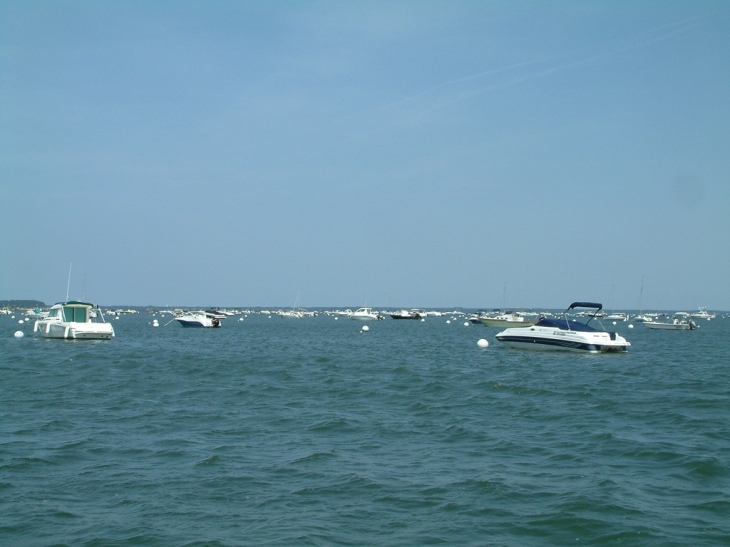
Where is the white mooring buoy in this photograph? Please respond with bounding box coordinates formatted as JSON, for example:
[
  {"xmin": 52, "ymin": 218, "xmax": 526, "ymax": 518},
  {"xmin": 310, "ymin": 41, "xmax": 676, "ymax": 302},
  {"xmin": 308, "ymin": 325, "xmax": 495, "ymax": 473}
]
[
  {"xmin": 14, "ymin": 331, "xmax": 24, "ymax": 338},
  {"xmin": 628, "ymin": 324, "xmax": 634, "ymax": 329},
  {"xmin": 463, "ymin": 322, "xmax": 470, "ymax": 327},
  {"xmin": 361, "ymin": 325, "xmax": 370, "ymax": 332},
  {"xmin": 477, "ymin": 339, "xmax": 489, "ymax": 348}
]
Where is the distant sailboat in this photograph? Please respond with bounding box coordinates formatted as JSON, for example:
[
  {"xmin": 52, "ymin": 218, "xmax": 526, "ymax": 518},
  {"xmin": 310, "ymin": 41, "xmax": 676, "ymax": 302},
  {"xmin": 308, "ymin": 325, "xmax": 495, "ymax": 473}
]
[{"xmin": 634, "ymin": 277, "xmax": 651, "ymax": 322}]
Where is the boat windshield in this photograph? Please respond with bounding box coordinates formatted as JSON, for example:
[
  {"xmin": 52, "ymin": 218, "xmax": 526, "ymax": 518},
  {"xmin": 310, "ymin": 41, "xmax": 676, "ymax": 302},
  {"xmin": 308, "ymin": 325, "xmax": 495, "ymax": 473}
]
[
  {"xmin": 63, "ymin": 306, "xmax": 88, "ymax": 322},
  {"xmin": 535, "ymin": 317, "xmax": 598, "ymax": 332}
]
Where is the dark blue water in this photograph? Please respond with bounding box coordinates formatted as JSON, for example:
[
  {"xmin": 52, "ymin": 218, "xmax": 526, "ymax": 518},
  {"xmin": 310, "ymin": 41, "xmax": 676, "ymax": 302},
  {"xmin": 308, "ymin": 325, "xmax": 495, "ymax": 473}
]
[{"xmin": 2, "ymin": 313, "xmax": 729, "ymax": 546}]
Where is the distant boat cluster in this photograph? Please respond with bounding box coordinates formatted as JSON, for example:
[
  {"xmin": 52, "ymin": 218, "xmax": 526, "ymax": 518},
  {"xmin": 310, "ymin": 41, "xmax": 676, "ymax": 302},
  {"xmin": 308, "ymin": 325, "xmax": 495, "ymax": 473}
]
[{"xmin": 6, "ymin": 300, "xmax": 724, "ymax": 351}]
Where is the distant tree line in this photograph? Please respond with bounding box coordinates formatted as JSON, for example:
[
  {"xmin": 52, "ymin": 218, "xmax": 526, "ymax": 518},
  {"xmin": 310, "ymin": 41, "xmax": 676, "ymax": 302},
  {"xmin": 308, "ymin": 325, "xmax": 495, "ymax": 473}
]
[{"xmin": 0, "ymin": 300, "xmax": 46, "ymax": 309}]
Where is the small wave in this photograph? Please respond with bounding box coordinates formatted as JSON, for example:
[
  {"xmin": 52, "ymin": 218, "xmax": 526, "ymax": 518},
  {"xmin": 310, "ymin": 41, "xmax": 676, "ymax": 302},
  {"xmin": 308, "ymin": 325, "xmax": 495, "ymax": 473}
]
[
  {"xmin": 288, "ymin": 451, "xmax": 336, "ymax": 465},
  {"xmin": 685, "ymin": 456, "xmax": 727, "ymax": 478},
  {"xmin": 195, "ymin": 455, "xmax": 223, "ymax": 466},
  {"xmin": 307, "ymin": 418, "xmax": 351, "ymax": 432}
]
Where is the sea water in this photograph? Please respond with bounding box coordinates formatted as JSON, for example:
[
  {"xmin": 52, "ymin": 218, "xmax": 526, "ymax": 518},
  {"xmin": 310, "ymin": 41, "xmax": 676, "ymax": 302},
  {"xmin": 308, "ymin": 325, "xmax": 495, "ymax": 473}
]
[{"xmin": 1, "ymin": 313, "xmax": 728, "ymax": 546}]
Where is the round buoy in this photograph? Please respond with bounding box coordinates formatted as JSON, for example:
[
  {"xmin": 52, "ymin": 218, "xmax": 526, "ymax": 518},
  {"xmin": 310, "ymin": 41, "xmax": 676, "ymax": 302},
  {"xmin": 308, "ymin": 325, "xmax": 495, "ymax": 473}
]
[
  {"xmin": 446, "ymin": 320, "xmax": 451, "ymax": 324},
  {"xmin": 628, "ymin": 324, "xmax": 634, "ymax": 329},
  {"xmin": 421, "ymin": 318, "xmax": 425, "ymax": 322},
  {"xmin": 24, "ymin": 317, "xmax": 30, "ymax": 322},
  {"xmin": 463, "ymin": 322, "xmax": 469, "ymax": 326},
  {"xmin": 335, "ymin": 317, "xmax": 338, "ymax": 320},
  {"xmin": 612, "ymin": 321, "xmax": 617, "ymax": 325},
  {"xmin": 14, "ymin": 331, "xmax": 24, "ymax": 338},
  {"xmin": 361, "ymin": 325, "xmax": 370, "ymax": 332},
  {"xmin": 477, "ymin": 339, "xmax": 489, "ymax": 348},
  {"xmin": 239, "ymin": 317, "xmax": 243, "ymax": 321},
  {"xmin": 18, "ymin": 320, "xmax": 24, "ymax": 324}
]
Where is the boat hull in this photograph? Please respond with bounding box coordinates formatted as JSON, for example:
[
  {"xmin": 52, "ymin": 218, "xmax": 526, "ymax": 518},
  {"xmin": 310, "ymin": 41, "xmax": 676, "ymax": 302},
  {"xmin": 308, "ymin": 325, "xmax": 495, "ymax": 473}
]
[
  {"xmin": 176, "ymin": 319, "xmax": 220, "ymax": 328},
  {"xmin": 496, "ymin": 327, "xmax": 629, "ymax": 353},
  {"xmin": 644, "ymin": 322, "xmax": 694, "ymax": 330},
  {"xmin": 479, "ymin": 318, "xmax": 536, "ymax": 328},
  {"xmin": 35, "ymin": 320, "xmax": 115, "ymax": 340},
  {"xmin": 496, "ymin": 336, "xmax": 625, "ymax": 353}
]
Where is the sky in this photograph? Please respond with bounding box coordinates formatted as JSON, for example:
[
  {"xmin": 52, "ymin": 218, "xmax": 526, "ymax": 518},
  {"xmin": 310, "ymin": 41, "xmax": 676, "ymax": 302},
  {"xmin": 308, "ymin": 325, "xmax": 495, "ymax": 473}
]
[{"xmin": 1, "ymin": 1, "xmax": 729, "ymax": 310}]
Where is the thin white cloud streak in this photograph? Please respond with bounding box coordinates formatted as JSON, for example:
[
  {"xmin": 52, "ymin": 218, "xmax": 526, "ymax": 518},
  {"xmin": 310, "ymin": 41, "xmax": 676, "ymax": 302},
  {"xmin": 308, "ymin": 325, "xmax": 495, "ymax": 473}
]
[{"xmin": 376, "ymin": 15, "xmax": 711, "ymax": 122}]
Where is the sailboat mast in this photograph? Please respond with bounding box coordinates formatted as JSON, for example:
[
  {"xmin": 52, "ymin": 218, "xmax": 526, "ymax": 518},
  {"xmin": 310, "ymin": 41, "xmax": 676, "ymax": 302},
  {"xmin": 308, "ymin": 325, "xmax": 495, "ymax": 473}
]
[{"xmin": 65, "ymin": 262, "xmax": 73, "ymax": 302}]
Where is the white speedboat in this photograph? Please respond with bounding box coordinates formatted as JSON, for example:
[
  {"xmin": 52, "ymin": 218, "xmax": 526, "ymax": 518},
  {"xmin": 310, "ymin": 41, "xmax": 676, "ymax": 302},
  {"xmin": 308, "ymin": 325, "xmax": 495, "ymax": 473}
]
[
  {"xmin": 349, "ymin": 307, "xmax": 383, "ymax": 320},
  {"xmin": 468, "ymin": 310, "xmax": 488, "ymax": 324},
  {"xmin": 479, "ymin": 311, "xmax": 537, "ymax": 328},
  {"xmin": 495, "ymin": 302, "xmax": 630, "ymax": 353},
  {"xmin": 33, "ymin": 301, "xmax": 115, "ymax": 340},
  {"xmin": 174, "ymin": 311, "xmax": 221, "ymax": 328}
]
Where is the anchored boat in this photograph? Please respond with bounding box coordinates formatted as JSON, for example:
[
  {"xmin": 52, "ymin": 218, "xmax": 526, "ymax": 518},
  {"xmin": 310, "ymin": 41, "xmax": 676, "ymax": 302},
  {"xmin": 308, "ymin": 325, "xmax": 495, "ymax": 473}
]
[
  {"xmin": 33, "ymin": 301, "xmax": 115, "ymax": 340},
  {"xmin": 495, "ymin": 302, "xmax": 630, "ymax": 353}
]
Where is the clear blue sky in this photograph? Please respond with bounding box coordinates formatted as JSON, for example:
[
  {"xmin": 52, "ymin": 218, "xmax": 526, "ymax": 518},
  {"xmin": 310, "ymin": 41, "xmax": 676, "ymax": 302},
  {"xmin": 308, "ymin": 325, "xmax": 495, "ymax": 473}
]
[{"xmin": 2, "ymin": 1, "xmax": 729, "ymax": 310}]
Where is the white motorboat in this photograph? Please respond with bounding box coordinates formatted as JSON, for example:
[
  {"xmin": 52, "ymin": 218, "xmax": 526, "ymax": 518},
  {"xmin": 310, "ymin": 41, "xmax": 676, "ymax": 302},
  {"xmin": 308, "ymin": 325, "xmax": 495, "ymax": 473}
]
[
  {"xmin": 389, "ymin": 309, "xmax": 421, "ymax": 320},
  {"xmin": 174, "ymin": 310, "xmax": 221, "ymax": 328},
  {"xmin": 468, "ymin": 311, "xmax": 487, "ymax": 324},
  {"xmin": 644, "ymin": 313, "xmax": 698, "ymax": 330},
  {"xmin": 479, "ymin": 311, "xmax": 537, "ymax": 328},
  {"xmin": 604, "ymin": 313, "xmax": 628, "ymax": 321},
  {"xmin": 495, "ymin": 302, "xmax": 630, "ymax": 353},
  {"xmin": 33, "ymin": 301, "xmax": 115, "ymax": 340},
  {"xmin": 690, "ymin": 307, "xmax": 715, "ymax": 320},
  {"xmin": 349, "ymin": 307, "xmax": 383, "ymax": 320}
]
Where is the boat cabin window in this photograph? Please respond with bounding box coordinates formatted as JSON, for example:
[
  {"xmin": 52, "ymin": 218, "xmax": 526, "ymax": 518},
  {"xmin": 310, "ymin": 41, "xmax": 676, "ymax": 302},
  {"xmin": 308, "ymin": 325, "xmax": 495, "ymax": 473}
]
[
  {"xmin": 48, "ymin": 308, "xmax": 60, "ymax": 318},
  {"xmin": 63, "ymin": 306, "xmax": 87, "ymax": 322}
]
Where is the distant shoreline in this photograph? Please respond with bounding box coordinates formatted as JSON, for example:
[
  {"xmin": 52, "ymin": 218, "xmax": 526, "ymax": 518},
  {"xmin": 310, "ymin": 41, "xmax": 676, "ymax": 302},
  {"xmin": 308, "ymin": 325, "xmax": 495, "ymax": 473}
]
[{"xmin": 1, "ymin": 300, "xmax": 726, "ymax": 314}]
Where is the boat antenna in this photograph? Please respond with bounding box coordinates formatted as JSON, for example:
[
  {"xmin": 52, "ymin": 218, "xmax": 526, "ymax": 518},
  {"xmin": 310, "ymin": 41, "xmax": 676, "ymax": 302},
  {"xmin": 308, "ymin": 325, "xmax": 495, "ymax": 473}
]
[
  {"xmin": 637, "ymin": 276, "xmax": 644, "ymax": 313},
  {"xmin": 65, "ymin": 262, "xmax": 73, "ymax": 302}
]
